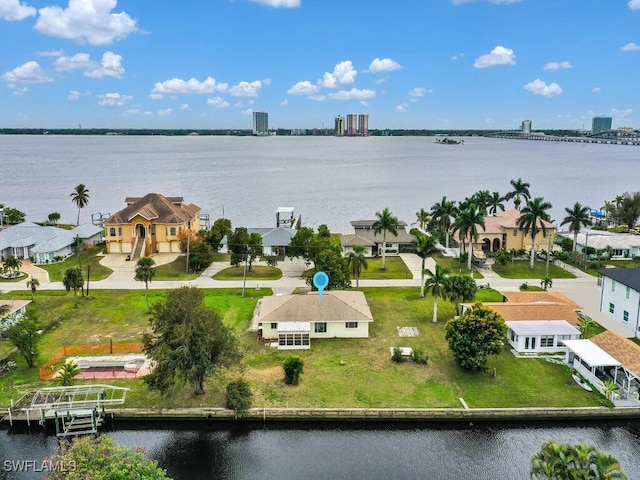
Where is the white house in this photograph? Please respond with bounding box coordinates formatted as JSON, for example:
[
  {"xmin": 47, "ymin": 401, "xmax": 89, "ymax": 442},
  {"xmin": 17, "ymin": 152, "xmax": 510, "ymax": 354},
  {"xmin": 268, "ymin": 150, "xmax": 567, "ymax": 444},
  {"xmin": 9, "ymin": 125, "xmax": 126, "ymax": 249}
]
[
  {"xmin": 574, "ymin": 230, "xmax": 640, "ymax": 260},
  {"xmin": 0, "ymin": 299, "xmax": 31, "ymax": 331},
  {"xmin": 251, "ymin": 291, "xmax": 374, "ymax": 350},
  {"xmin": 506, "ymin": 320, "xmax": 580, "ymax": 354},
  {"xmin": 598, "ymin": 267, "xmax": 640, "ymax": 337},
  {"xmin": 219, "ymin": 227, "xmax": 295, "ymax": 257}
]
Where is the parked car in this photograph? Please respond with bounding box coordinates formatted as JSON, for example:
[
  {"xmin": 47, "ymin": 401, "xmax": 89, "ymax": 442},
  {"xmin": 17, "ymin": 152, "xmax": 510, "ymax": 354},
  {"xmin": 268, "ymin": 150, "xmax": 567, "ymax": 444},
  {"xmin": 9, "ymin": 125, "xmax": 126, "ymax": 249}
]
[{"xmin": 477, "ymin": 282, "xmax": 490, "ymax": 289}]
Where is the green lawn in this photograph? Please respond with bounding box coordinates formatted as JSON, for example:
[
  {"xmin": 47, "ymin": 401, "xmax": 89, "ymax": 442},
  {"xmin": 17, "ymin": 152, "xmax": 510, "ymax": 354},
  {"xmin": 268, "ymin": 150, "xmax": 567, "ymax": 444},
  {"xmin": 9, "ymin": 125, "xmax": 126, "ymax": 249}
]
[
  {"xmin": 433, "ymin": 252, "xmax": 484, "ymax": 279},
  {"xmin": 359, "ymin": 256, "xmax": 413, "ymax": 279},
  {"xmin": 39, "ymin": 246, "xmax": 113, "ymax": 281},
  {"xmin": 564, "ymin": 259, "xmax": 639, "ymax": 277},
  {"xmin": 214, "ymin": 265, "xmax": 282, "ymax": 280},
  {"xmin": 0, "ymin": 272, "xmax": 28, "ymax": 283},
  {"xmin": 492, "ymin": 260, "xmax": 576, "ymax": 279},
  {"xmin": 153, "ymin": 256, "xmax": 200, "ymax": 280}
]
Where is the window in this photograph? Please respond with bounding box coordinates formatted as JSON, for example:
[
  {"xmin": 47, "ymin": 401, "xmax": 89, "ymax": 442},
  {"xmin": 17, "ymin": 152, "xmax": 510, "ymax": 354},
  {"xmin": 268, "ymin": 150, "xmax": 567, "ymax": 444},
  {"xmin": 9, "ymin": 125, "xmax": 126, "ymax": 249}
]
[
  {"xmin": 346, "ymin": 322, "xmax": 358, "ymax": 329},
  {"xmin": 118, "ymin": 227, "xmax": 122, "ymax": 236},
  {"xmin": 271, "ymin": 323, "xmax": 277, "ymax": 330},
  {"xmin": 109, "ymin": 227, "xmax": 116, "ymax": 236},
  {"xmin": 612, "ymin": 280, "xmax": 616, "ymax": 292},
  {"xmin": 624, "ymin": 311, "xmax": 629, "ymax": 323},
  {"xmin": 609, "ymin": 303, "xmax": 615, "ymax": 314},
  {"xmin": 626, "ymin": 286, "xmax": 631, "ymax": 300},
  {"xmin": 540, "ymin": 336, "xmax": 554, "ymax": 348},
  {"xmin": 385, "ymin": 243, "xmax": 393, "ymax": 248},
  {"xmin": 513, "ymin": 229, "xmax": 518, "ymax": 236},
  {"xmin": 314, "ymin": 322, "xmax": 327, "ymax": 333},
  {"xmin": 278, "ymin": 334, "xmax": 309, "ymax": 346},
  {"xmin": 524, "ymin": 337, "xmax": 536, "ymax": 350},
  {"xmin": 510, "ymin": 331, "xmax": 515, "ymax": 342},
  {"xmin": 170, "ymin": 227, "xmax": 176, "ymax": 236},
  {"xmin": 557, "ymin": 335, "xmax": 571, "ymax": 347}
]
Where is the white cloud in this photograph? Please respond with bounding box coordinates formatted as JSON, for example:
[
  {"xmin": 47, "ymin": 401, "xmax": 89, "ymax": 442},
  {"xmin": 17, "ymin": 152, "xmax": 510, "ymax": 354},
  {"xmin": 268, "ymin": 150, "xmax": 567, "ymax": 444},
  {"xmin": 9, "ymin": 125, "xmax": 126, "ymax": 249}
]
[
  {"xmin": 592, "ymin": 87, "xmax": 601, "ymax": 93},
  {"xmin": 396, "ymin": 102, "xmax": 409, "ymax": 112},
  {"xmin": 543, "ymin": 61, "xmax": 572, "ymax": 70},
  {"xmin": 180, "ymin": 103, "xmax": 189, "ymax": 110},
  {"xmin": 125, "ymin": 108, "xmax": 151, "ymax": 116},
  {"xmin": 0, "ymin": 0, "xmax": 36, "ymax": 21},
  {"xmin": 150, "ymin": 77, "xmax": 227, "ymax": 98},
  {"xmin": 262, "ymin": 77, "xmax": 271, "ymax": 86},
  {"xmin": 280, "ymin": 99, "xmax": 288, "ymax": 106},
  {"xmin": 13, "ymin": 87, "xmax": 28, "ymax": 96},
  {"xmin": 241, "ymin": 108, "xmax": 253, "ymax": 116},
  {"xmin": 37, "ymin": 49, "xmax": 64, "ymax": 57},
  {"xmin": 629, "ymin": 0, "xmax": 640, "ymax": 10},
  {"xmin": 523, "ymin": 78, "xmax": 562, "ymax": 97},
  {"xmin": 451, "ymin": 52, "xmax": 464, "ymax": 61},
  {"xmin": 287, "ymin": 81, "xmax": 318, "ymax": 95},
  {"xmin": 308, "ymin": 95, "xmax": 325, "ymax": 102},
  {"xmin": 366, "ymin": 57, "xmax": 401, "ymax": 74},
  {"xmin": 485, "ymin": 118, "xmax": 495, "ymax": 124},
  {"xmin": 228, "ymin": 80, "xmax": 262, "ymax": 97},
  {"xmin": 97, "ymin": 92, "xmax": 132, "ymax": 106},
  {"xmin": 85, "ymin": 51, "xmax": 124, "ymax": 78},
  {"xmin": 360, "ymin": 101, "xmax": 368, "ymax": 107},
  {"xmin": 207, "ymin": 96, "xmax": 230, "ymax": 109},
  {"xmin": 157, "ymin": 108, "xmax": 172, "ymax": 116},
  {"xmin": 375, "ymin": 77, "xmax": 387, "ymax": 84},
  {"xmin": 318, "ymin": 60, "xmax": 357, "ymax": 88},
  {"xmin": 35, "ymin": 0, "xmax": 137, "ymax": 45},
  {"xmin": 54, "ymin": 53, "xmax": 92, "ymax": 71},
  {"xmin": 68, "ymin": 89, "xmax": 91, "ymax": 100},
  {"xmin": 611, "ymin": 108, "xmax": 633, "ymax": 118},
  {"xmin": 408, "ymin": 87, "xmax": 428, "ymax": 98},
  {"xmin": 249, "ymin": 0, "xmax": 300, "ymax": 7},
  {"xmin": 234, "ymin": 100, "xmax": 243, "ymax": 108},
  {"xmin": 2, "ymin": 61, "xmax": 53, "ymax": 86},
  {"xmin": 473, "ymin": 45, "xmax": 516, "ymax": 68},
  {"xmin": 621, "ymin": 42, "xmax": 640, "ymax": 51},
  {"xmin": 327, "ymin": 88, "xmax": 375, "ymax": 101}
]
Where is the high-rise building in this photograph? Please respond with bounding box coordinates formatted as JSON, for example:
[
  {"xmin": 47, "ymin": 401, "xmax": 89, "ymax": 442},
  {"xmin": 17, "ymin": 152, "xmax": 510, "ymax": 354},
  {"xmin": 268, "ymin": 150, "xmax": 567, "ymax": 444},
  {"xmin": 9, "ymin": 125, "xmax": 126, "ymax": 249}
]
[
  {"xmin": 592, "ymin": 116, "xmax": 612, "ymax": 134},
  {"xmin": 346, "ymin": 114, "xmax": 357, "ymax": 136},
  {"xmin": 521, "ymin": 120, "xmax": 531, "ymax": 134},
  {"xmin": 252, "ymin": 111, "xmax": 269, "ymax": 135},
  {"xmin": 334, "ymin": 116, "xmax": 345, "ymax": 136},
  {"xmin": 358, "ymin": 114, "xmax": 369, "ymax": 136}
]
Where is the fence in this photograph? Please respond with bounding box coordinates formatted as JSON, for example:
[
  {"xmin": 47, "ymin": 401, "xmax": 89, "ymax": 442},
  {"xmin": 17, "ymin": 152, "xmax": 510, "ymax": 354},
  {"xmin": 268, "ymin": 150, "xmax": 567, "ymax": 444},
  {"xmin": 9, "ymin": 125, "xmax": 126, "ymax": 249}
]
[{"xmin": 39, "ymin": 342, "xmax": 144, "ymax": 380}]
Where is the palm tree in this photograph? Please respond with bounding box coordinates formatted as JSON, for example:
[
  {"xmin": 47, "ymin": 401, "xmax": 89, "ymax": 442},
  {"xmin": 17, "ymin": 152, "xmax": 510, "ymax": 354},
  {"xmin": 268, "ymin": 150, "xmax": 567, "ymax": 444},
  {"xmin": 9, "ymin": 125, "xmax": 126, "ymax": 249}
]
[
  {"xmin": 471, "ymin": 190, "xmax": 491, "ymax": 215},
  {"xmin": 561, "ymin": 202, "xmax": 591, "ymax": 255},
  {"xmin": 540, "ymin": 276, "xmax": 553, "ymax": 291},
  {"xmin": 453, "ymin": 204, "xmax": 486, "ymax": 271},
  {"xmin": 430, "ymin": 196, "xmax": 457, "ymax": 248},
  {"xmin": 488, "ymin": 191, "xmax": 506, "ymax": 215},
  {"xmin": 505, "ymin": 178, "xmax": 531, "ymax": 210},
  {"xmin": 410, "ymin": 228, "xmax": 439, "ymax": 298},
  {"xmin": 135, "ymin": 256, "xmax": 156, "ymax": 312},
  {"xmin": 372, "ymin": 207, "xmax": 398, "ymax": 271},
  {"xmin": 62, "ymin": 267, "xmax": 84, "ymax": 308},
  {"xmin": 26, "ymin": 277, "xmax": 40, "ymax": 301},
  {"xmin": 346, "ymin": 244, "xmax": 368, "ymax": 290},
  {"xmin": 517, "ymin": 197, "xmax": 552, "ymax": 269},
  {"xmin": 415, "ymin": 208, "xmax": 430, "ymax": 231},
  {"xmin": 70, "ymin": 183, "xmax": 90, "ymax": 226},
  {"xmin": 3, "ymin": 256, "xmax": 22, "ymax": 277},
  {"xmin": 424, "ymin": 264, "xmax": 450, "ymax": 323}
]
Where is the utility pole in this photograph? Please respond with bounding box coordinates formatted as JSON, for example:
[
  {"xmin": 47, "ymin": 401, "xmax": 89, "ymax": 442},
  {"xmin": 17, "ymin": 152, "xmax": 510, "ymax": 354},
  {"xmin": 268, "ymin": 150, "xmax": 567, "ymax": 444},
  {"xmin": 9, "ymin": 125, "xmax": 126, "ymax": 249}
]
[
  {"xmin": 242, "ymin": 252, "xmax": 248, "ymax": 298},
  {"xmin": 186, "ymin": 231, "xmax": 190, "ymax": 273}
]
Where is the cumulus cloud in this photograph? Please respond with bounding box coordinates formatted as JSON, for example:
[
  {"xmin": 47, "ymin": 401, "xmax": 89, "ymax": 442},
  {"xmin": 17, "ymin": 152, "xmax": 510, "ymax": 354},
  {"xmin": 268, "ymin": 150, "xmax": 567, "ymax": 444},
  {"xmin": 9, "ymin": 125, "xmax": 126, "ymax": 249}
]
[
  {"xmin": 523, "ymin": 78, "xmax": 562, "ymax": 97},
  {"xmin": 228, "ymin": 80, "xmax": 263, "ymax": 97},
  {"xmin": 408, "ymin": 87, "xmax": 428, "ymax": 98},
  {"xmin": 180, "ymin": 103, "xmax": 189, "ymax": 110},
  {"xmin": 629, "ymin": 0, "xmax": 640, "ymax": 9},
  {"xmin": 125, "ymin": 108, "xmax": 151, "ymax": 116},
  {"xmin": 97, "ymin": 91, "xmax": 132, "ymax": 106},
  {"xmin": 241, "ymin": 108, "xmax": 253, "ymax": 116},
  {"xmin": 366, "ymin": 58, "xmax": 401, "ymax": 74},
  {"xmin": 0, "ymin": 0, "xmax": 36, "ymax": 21},
  {"xmin": 543, "ymin": 61, "xmax": 572, "ymax": 70},
  {"xmin": 2, "ymin": 61, "xmax": 53, "ymax": 86},
  {"xmin": 611, "ymin": 108, "xmax": 633, "ymax": 118},
  {"xmin": 360, "ymin": 100, "xmax": 368, "ymax": 107},
  {"xmin": 85, "ymin": 51, "xmax": 124, "ymax": 78},
  {"xmin": 592, "ymin": 87, "xmax": 601, "ymax": 93},
  {"xmin": 13, "ymin": 86, "xmax": 28, "ymax": 96},
  {"xmin": 280, "ymin": 99, "xmax": 288, "ymax": 106},
  {"xmin": 262, "ymin": 77, "xmax": 271, "ymax": 86},
  {"xmin": 451, "ymin": 52, "xmax": 464, "ymax": 61},
  {"xmin": 150, "ymin": 77, "xmax": 227, "ymax": 98},
  {"xmin": 396, "ymin": 102, "xmax": 409, "ymax": 112},
  {"xmin": 157, "ymin": 108, "xmax": 172, "ymax": 116},
  {"xmin": 249, "ymin": 0, "xmax": 300, "ymax": 7},
  {"xmin": 54, "ymin": 53, "xmax": 92, "ymax": 71},
  {"xmin": 473, "ymin": 46, "xmax": 516, "ymax": 68},
  {"xmin": 621, "ymin": 42, "xmax": 640, "ymax": 51},
  {"xmin": 327, "ymin": 88, "xmax": 375, "ymax": 101},
  {"xmin": 287, "ymin": 81, "xmax": 318, "ymax": 95},
  {"xmin": 308, "ymin": 95, "xmax": 326, "ymax": 102},
  {"xmin": 318, "ymin": 60, "xmax": 357, "ymax": 88},
  {"xmin": 68, "ymin": 89, "xmax": 91, "ymax": 100},
  {"xmin": 35, "ymin": 0, "xmax": 137, "ymax": 45},
  {"xmin": 207, "ymin": 96, "xmax": 230, "ymax": 109},
  {"xmin": 38, "ymin": 49, "xmax": 64, "ymax": 57}
]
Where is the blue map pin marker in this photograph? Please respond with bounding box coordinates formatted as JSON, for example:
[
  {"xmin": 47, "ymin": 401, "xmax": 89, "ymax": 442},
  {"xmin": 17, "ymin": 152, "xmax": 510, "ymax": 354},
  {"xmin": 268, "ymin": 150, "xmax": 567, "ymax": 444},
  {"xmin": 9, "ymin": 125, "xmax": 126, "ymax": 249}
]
[{"xmin": 313, "ymin": 271, "xmax": 329, "ymax": 299}]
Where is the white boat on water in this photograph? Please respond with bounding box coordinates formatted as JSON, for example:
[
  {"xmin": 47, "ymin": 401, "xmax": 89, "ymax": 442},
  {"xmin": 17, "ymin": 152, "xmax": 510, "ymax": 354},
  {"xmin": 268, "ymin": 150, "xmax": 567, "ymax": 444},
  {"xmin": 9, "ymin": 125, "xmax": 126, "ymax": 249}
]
[{"xmin": 572, "ymin": 374, "xmax": 593, "ymax": 392}]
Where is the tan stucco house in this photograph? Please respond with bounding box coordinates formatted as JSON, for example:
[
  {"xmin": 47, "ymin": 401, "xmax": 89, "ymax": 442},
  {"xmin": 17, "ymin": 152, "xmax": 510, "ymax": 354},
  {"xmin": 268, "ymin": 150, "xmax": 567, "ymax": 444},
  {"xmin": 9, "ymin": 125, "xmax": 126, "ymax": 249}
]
[{"xmin": 103, "ymin": 194, "xmax": 200, "ymax": 259}]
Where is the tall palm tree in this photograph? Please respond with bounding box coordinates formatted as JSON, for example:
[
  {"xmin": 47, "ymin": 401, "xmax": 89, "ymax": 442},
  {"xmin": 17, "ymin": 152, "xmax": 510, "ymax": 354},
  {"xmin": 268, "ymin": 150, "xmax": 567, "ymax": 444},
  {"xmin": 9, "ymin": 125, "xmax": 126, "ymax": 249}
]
[
  {"xmin": 424, "ymin": 264, "xmax": 450, "ymax": 323},
  {"xmin": 471, "ymin": 190, "xmax": 491, "ymax": 215},
  {"xmin": 372, "ymin": 207, "xmax": 398, "ymax": 271},
  {"xmin": 26, "ymin": 277, "xmax": 40, "ymax": 301},
  {"xmin": 453, "ymin": 204, "xmax": 486, "ymax": 271},
  {"xmin": 62, "ymin": 267, "xmax": 84, "ymax": 308},
  {"xmin": 410, "ymin": 228, "xmax": 439, "ymax": 298},
  {"xmin": 505, "ymin": 178, "xmax": 531, "ymax": 210},
  {"xmin": 415, "ymin": 208, "xmax": 430, "ymax": 231},
  {"xmin": 488, "ymin": 191, "xmax": 506, "ymax": 215},
  {"xmin": 70, "ymin": 183, "xmax": 90, "ymax": 226},
  {"xmin": 135, "ymin": 256, "xmax": 156, "ymax": 312},
  {"xmin": 430, "ymin": 196, "xmax": 457, "ymax": 248},
  {"xmin": 561, "ymin": 202, "xmax": 591, "ymax": 255},
  {"xmin": 346, "ymin": 244, "xmax": 368, "ymax": 290},
  {"xmin": 517, "ymin": 197, "xmax": 553, "ymax": 269}
]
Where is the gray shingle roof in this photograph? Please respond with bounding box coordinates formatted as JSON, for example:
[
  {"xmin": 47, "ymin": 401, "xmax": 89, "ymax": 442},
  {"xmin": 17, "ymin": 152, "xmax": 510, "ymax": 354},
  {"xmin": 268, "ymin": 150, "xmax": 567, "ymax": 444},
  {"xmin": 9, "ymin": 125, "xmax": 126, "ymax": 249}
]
[
  {"xmin": 598, "ymin": 268, "xmax": 640, "ymax": 292},
  {"xmin": 0, "ymin": 223, "xmax": 75, "ymax": 253}
]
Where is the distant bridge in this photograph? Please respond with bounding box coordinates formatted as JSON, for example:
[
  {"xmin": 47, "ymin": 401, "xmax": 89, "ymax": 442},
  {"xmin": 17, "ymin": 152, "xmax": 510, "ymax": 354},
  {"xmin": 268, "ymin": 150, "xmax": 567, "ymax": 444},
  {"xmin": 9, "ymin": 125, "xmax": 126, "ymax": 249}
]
[{"xmin": 485, "ymin": 130, "xmax": 640, "ymax": 146}]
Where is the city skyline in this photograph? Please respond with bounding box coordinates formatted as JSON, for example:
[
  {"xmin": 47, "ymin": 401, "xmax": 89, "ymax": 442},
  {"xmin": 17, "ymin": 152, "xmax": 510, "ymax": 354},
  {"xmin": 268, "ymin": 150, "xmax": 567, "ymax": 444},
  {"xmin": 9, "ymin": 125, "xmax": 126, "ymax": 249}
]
[{"xmin": 0, "ymin": 0, "xmax": 639, "ymax": 130}]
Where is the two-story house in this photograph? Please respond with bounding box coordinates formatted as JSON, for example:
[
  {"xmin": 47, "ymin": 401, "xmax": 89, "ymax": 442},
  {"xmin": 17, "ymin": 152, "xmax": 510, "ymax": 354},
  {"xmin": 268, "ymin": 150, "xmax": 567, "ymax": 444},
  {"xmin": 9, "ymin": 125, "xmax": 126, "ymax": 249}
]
[{"xmin": 598, "ymin": 268, "xmax": 640, "ymax": 337}]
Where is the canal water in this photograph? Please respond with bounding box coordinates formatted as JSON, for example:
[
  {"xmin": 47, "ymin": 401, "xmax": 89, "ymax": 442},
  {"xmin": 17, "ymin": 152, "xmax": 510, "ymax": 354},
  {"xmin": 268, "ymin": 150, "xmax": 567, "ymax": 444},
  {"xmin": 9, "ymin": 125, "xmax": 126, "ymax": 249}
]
[{"xmin": 2, "ymin": 420, "xmax": 640, "ymax": 479}]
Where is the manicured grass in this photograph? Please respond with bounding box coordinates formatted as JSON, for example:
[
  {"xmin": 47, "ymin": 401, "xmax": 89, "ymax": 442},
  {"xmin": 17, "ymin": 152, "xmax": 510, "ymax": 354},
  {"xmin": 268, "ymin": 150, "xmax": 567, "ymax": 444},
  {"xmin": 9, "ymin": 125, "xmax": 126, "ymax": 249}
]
[
  {"xmin": 565, "ymin": 259, "xmax": 640, "ymax": 277},
  {"xmin": 0, "ymin": 272, "xmax": 27, "ymax": 283},
  {"xmin": 475, "ymin": 288, "xmax": 504, "ymax": 302},
  {"xmin": 39, "ymin": 245, "xmax": 113, "ymax": 281},
  {"xmin": 153, "ymin": 256, "xmax": 200, "ymax": 280},
  {"xmin": 433, "ymin": 252, "xmax": 484, "ymax": 279},
  {"xmin": 492, "ymin": 260, "xmax": 576, "ymax": 279},
  {"xmin": 211, "ymin": 252, "xmax": 230, "ymax": 262},
  {"xmin": 214, "ymin": 265, "xmax": 282, "ymax": 280},
  {"xmin": 521, "ymin": 285, "xmax": 545, "ymax": 292},
  {"xmin": 359, "ymin": 256, "xmax": 413, "ymax": 279}
]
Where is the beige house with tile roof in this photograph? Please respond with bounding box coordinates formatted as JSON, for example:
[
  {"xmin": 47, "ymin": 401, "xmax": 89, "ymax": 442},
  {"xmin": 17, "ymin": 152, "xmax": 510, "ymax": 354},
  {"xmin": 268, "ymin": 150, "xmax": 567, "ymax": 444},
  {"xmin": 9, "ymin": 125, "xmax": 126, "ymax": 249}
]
[
  {"xmin": 252, "ymin": 291, "xmax": 374, "ymax": 349},
  {"xmin": 103, "ymin": 194, "xmax": 200, "ymax": 258},
  {"xmin": 341, "ymin": 219, "xmax": 414, "ymax": 257}
]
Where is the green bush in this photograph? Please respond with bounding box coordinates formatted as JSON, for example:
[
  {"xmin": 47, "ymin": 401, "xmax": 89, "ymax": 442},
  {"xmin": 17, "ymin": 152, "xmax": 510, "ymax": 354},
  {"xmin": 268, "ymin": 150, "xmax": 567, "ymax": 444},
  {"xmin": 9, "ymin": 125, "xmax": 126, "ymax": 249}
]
[
  {"xmin": 411, "ymin": 348, "xmax": 429, "ymax": 365},
  {"xmin": 226, "ymin": 379, "xmax": 252, "ymax": 417},
  {"xmin": 283, "ymin": 356, "xmax": 304, "ymax": 385},
  {"xmin": 391, "ymin": 347, "xmax": 405, "ymax": 363},
  {"xmin": 520, "ymin": 282, "xmax": 529, "ymax": 290}
]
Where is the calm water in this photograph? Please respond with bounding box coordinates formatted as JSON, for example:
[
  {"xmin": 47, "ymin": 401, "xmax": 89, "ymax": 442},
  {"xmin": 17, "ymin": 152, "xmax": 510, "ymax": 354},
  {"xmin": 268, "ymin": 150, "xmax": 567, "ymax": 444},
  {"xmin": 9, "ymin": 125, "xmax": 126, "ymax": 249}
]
[
  {"xmin": 1, "ymin": 135, "xmax": 637, "ymax": 231},
  {"xmin": 3, "ymin": 421, "xmax": 640, "ymax": 479}
]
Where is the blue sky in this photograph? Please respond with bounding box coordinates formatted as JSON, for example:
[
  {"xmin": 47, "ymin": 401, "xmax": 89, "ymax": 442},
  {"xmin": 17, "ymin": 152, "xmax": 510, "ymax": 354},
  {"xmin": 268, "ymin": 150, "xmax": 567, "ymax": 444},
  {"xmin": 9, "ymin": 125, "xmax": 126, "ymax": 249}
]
[{"xmin": 1, "ymin": 0, "xmax": 639, "ymax": 130}]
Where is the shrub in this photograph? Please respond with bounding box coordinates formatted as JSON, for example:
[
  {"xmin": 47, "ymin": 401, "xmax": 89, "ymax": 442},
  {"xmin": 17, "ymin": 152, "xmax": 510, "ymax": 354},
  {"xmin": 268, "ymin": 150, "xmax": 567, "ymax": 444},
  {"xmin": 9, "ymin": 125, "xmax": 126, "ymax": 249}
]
[
  {"xmin": 226, "ymin": 379, "xmax": 252, "ymax": 417},
  {"xmin": 411, "ymin": 348, "xmax": 429, "ymax": 365},
  {"xmin": 283, "ymin": 356, "xmax": 304, "ymax": 385},
  {"xmin": 58, "ymin": 360, "xmax": 81, "ymax": 386},
  {"xmin": 391, "ymin": 347, "xmax": 405, "ymax": 363},
  {"xmin": 520, "ymin": 282, "xmax": 529, "ymax": 290}
]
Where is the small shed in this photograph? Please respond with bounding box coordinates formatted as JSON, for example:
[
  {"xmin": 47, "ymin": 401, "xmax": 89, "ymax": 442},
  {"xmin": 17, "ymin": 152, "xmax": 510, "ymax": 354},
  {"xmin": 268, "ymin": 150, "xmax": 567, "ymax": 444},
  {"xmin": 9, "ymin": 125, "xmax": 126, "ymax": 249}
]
[{"xmin": 506, "ymin": 320, "xmax": 580, "ymax": 354}]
